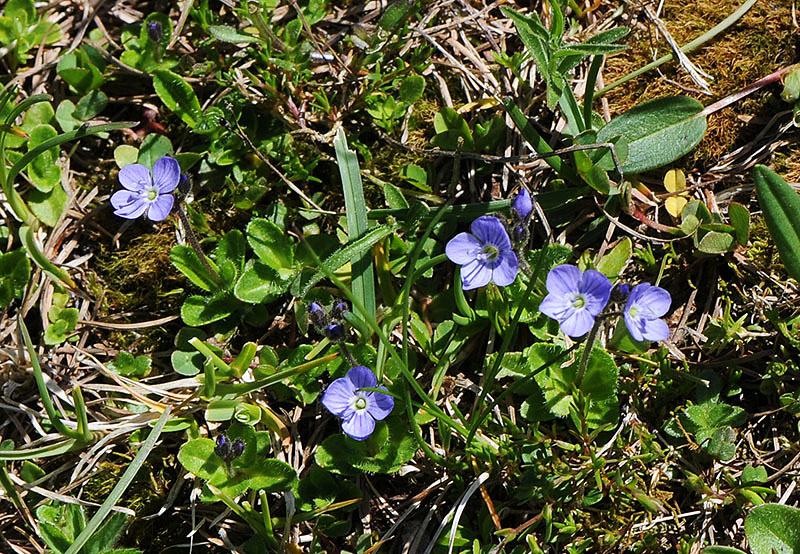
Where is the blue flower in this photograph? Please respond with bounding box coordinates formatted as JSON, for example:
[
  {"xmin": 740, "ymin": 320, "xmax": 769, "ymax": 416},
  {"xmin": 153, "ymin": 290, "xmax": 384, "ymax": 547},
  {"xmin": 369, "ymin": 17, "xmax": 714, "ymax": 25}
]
[
  {"xmin": 321, "ymin": 366, "xmax": 394, "ymax": 441},
  {"xmin": 624, "ymin": 283, "xmax": 671, "ymax": 342},
  {"xmin": 539, "ymin": 264, "xmax": 612, "ymax": 337},
  {"xmin": 111, "ymin": 156, "xmax": 180, "ymax": 221},
  {"xmin": 512, "ymin": 188, "xmax": 533, "ymax": 219},
  {"xmin": 445, "ymin": 216, "xmax": 519, "ymax": 290}
]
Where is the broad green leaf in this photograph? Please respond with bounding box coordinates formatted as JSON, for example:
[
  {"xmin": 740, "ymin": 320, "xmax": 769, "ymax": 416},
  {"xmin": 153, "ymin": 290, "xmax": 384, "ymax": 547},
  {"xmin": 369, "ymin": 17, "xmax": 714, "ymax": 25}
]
[
  {"xmin": 701, "ymin": 548, "xmax": 747, "ymax": 554},
  {"xmin": 697, "ymin": 231, "xmax": 735, "ymax": 254},
  {"xmin": 216, "ymin": 229, "xmax": 246, "ymax": 274},
  {"xmin": 73, "ymin": 90, "xmax": 108, "ymax": 120},
  {"xmin": 753, "ymin": 165, "xmax": 800, "ymax": 281},
  {"xmin": 383, "ymin": 182, "xmax": 408, "ymax": 209},
  {"xmin": 315, "ymin": 417, "xmax": 416, "ymax": 475},
  {"xmin": 137, "ymin": 133, "xmax": 173, "ymax": 169},
  {"xmin": 431, "ymin": 108, "xmax": 474, "ymax": 150},
  {"xmin": 170, "ymin": 245, "xmax": 219, "ymax": 292},
  {"xmin": 152, "ymin": 69, "xmax": 202, "ymax": 128},
  {"xmin": 29, "ymin": 184, "xmax": 67, "ymax": 227},
  {"xmin": 5, "ymin": 0, "xmax": 34, "ymax": 22},
  {"xmin": 180, "ymin": 293, "xmax": 238, "ymax": 326},
  {"xmin": 596, "ymin": 96, "xmax": 707, "ymax": 174},
  {"xmin": 114, "ymin": 145, "xmax": 139, "ymax": 168},
  {"xmin": 595, "ymin": 238, "xmax": 631, "ymax": 279},
  {"xmin": 55, "ymin": 100, "xmax": 80, "ymax": 132},
  {"xmin": 208, "ymin": 24, "xmax": 260, "ymax": 43},
  {"xmin": 728, "ymin": 202, "xmax": 750, "ymax": 246},
  {"xmin": 246, "ymin": 218, "xmax": 293, "ymax": 270},
  {"xmin": 234, "ymin": 260, "xmax": 291, "ymax": 304},
  {"xmin": 0, "ymin": 249, "xmax": 30, "ymax": 308},
  {"xmin": 108, "ymin": 351, "xmax": 151, "ymax": 377},
  {"xmin": 27, "ymin": 124, "xmax": 60, "ymax": 191},
  {"xmin": 746, "ymin": 503, "xmax": 800, "ymax": 554},
  {"xmin": 399, "ymin": 74, "xmax": 425, "ymax": 104}
]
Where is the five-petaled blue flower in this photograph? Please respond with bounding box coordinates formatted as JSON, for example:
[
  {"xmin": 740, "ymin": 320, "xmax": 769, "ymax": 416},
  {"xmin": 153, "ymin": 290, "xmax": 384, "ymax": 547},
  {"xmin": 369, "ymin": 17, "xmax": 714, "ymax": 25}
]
[
  {"xmin": 539, "ymin": 264, "xmax": 612, "ymax": 337},
  {"xmin": 111, "ymin": 156, "xmax": 180, "ymax": 221},
  {"xmin": 445, "ymin": 216, "xmax": 519, "ymax": 290},
  {"xmin": 321, "ymin": 366, "xmax": 394, "ymax": 441},
  {"xmin": 624, "ymin": 283, "xmax": 671, "ymax": 342}
]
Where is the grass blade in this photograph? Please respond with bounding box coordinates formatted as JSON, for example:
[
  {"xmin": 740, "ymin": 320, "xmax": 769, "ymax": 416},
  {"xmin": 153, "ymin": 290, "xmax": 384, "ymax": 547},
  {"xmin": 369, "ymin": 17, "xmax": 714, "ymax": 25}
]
[
  {"xmin": 64, "ymin": 408, "xmax": 171, "ymax": 554},
  {"xmin": 334, "ymin": 128, "xmax": 376, "ymax": 323}
]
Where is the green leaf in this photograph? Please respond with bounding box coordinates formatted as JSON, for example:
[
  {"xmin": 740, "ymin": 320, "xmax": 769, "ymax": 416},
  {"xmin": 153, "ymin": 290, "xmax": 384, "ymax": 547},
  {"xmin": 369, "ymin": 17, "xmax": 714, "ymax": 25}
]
[
  {"xmin": 596, "ymin": 96, "xmax": 707, "ymax": 174},
  {"xmin": 700, "ymin": 548, "xmax": 747, "ymax": 554},
  {"xmin": 55, "ymin": 100, "xmax": 80, "ymax": 133},
  {"xmin": 334, "ymin": 128, "xmax": 376, "ymax": 320},
  {"xmin": 137, "ymin": 133, "xmax": 173, "ymax": 169},
  {"xmin": 152, "ymin": 69, "xmax": 202, "ymax": 128},
  {"xmin": 180, "ymin": 293, "xmax": 238, "ymax": 326},
  {"xmin": 208, "ymin": 24, "xmax": 260, "ymax": 43},
  {"xmin": 114, "ymin": 145, "xmax": 139, "ymax": 168},
  {"xmin": 82, "ymin": 512, "xmax": 128, "ymax": 554},
  {"xmin": 315, "ymin": 417, "xmax": 416, "ymax": 474},
  {"xmin": 0, "ymin": 249, "xmax": 30, "ymax": 308},
  {"xmin": 170, "ymin": 245, "xmax": 219, "ymax": 292},
  {"xmin": 595, "ymin": 238, "xmax": 631, "ymax": 279},
  {"xmin": 27, "ymin": 124, "xmax": 60, "ymax": 191},
  {"xmin": 431, "ymin": 108, "xmax": 473, "ymax": 151},
  {"xmin": 44, "ymin": 307, "xmax": 78, "ymax": 345},
  {"xmin": 234, "ymin": 260, "xmax": 291, "ymax": 304},
  {"xmin": 697, "ymin": 230, "xmax": 735, "ymax": 254},
  {"xmin": 399, "ymin": 74, "xmax": 425, "ymax": 105},
  {"xmin": 73, "ymin": 90, "xmax": 108, "ymax": 120},
  {"xmin": 216, "ymin": 229, "xmax": 246, "ymax": 274},
  {"xmin": 753, "ymin": 165, "xmax": 800, "ymax": 281},
  {"xmin": 5, "ymin": 0, "xmax": 34, "ymax": 22},
  {"xmin": 746, "ymin": 503, "xmax": 800, "ymax": 554},
  {"xmin": 29, "ymin": 184, "xmax": 67, "ymax": 228},
  {"xmin": 728, "ymin": 202, "xmax": 750, "ymax": 246},
  {"xmin": 383, "ymin": 182, "xmax": 408, "ymax": 209},
  {"xmin": 108, "ymin": 351, "xmax": 151, "ymax": 377},
  {"xmin": 291, "ymin": 222, "xmax": 398, "ymax": 298},
  {"xmin": 246, "ymin": 218, "xmax": 293, "ymax": 271}
]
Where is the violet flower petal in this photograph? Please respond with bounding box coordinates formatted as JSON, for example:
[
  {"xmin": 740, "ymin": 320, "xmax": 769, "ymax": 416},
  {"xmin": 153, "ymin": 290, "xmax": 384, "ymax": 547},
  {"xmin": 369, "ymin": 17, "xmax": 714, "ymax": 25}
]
[
  {"xmin": 445, "ymin": 232, "xmax": 482, "ymax": 265},
  {"xmin": 492, "ymin": 251, "xmax": 519, "ymax": 286},
  {"xmin": 147, "ymin": 194, "xmax": 174, "ymax": 221},
  {"xmin": 460, "ymin": 258, "xmax": 492, "ymax": 290},
  {"xmin": 118, "ymin": 164, "xmax": 152, "ymax": 192},
  {"xmin": 342, "ymin": 411, "xmax": 375, "ymax": 441},
  {"xmin": 152, "ymin": 156, "xmax": 181, "ymax": 193},
  {"xmin": 321, "ymin": 378, "xmax": 356, "ymax": 417}
]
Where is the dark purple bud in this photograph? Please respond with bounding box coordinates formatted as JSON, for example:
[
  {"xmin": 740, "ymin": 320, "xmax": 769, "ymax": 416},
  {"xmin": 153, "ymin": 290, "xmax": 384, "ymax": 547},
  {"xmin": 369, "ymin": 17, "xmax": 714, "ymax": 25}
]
[
  {"xmin": 325, "ymin": 322, "xmax": 345, "ymax": 342},
  {"xmin": 611, "ymin": 283, "xmax": 631, "ymax": 303},
  {"xmin": 214, "ymin": 435, "xmax": 232, "ymax": 461},
  {"xmin": 146, "ymin": 21, "xmax": 163, "ymax": 43},
  {"xmin": 230, "ymin": 439, "xmax": 245, "ymax": 460},
  {"xmin": 330, "ymin": 301, "xmax": 348, "ymax": 320},
  {"xmin": 178, "ymin": 174, "xmax": 191, "ymax": 195},
  {"xmin": 512, "ymin": 224, "xmax": 526, "ymax": 242},
  {"xmin": 512, "ymin": 188, "xmax": 533, "ymax": 220},
  {"xmin": 309, "ymin": 302, "xmax": 327, "ymax": 329}
]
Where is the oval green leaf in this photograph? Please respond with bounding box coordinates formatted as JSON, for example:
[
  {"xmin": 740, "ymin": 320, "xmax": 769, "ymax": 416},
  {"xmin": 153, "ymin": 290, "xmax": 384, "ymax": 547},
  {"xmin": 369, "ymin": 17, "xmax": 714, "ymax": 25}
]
[
  {"xmin": 597, "ymin": 96, "xmax": 707, "ymax": 174},
  {"xmin": 746, "ymin": 503, "xmax": 800, "ymax": 554},
  {"xmin": 753, "ymin": 165, "xmax": 800, "ymax": 281}
]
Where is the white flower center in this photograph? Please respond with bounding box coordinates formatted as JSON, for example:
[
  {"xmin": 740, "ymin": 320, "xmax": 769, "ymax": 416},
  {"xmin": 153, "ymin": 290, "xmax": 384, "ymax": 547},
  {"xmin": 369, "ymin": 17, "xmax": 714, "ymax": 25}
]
[
  {"xmin": 480, "ymin": 244, "xmax": 499, "ymax": 262},
  {"xmin": 353, "ymin": 395, "xmax": 368, "ymax": 411},
  {"xmin": 628, "ymin": 304, "xmax": 641, "ymax": 319},
  {"xmin": 144, "ymin": 186, "xmax": 159, "ymax": 202},
  {"xmin": 570, "ymin": 293, "xmax": 587, "ymax": 309}
]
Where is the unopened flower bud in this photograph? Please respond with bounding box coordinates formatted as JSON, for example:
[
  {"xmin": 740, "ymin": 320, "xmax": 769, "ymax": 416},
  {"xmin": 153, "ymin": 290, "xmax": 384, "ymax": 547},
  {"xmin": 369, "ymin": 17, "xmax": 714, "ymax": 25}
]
[
  {"xmin": 325, "ymin": 322, "xmax": 345, "ymax": 342},
  {"xmin": 215, "ymin": 435, "xmax": 245, "ymax": 462},
  {"xmin": 331, "ymin": 301, "xmax": 348, "ymax": 320},
  {"xmin": 611, "ymin": 283, "xmax": 631, "ymax": 303},
  {"xmin": 309, "ymin": 302, "xmax": 327, "ymax": 329},
  {"xmin": 512, "ymin": 188, "xmax": 533, "ymax": 220},
  {"xmin": 146, "ymin": 21, "xmax": 163, "ymax": 43}
]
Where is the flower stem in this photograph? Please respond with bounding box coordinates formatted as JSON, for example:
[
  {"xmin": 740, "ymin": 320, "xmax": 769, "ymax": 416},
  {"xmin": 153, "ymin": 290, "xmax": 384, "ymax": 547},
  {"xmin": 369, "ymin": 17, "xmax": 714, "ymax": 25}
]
[
  {"xmin": 575, "ymin": 316, "xmax": 603, "ymax": 388},
  {"xmin": 174, "ymin": 201, "xmax": 222, "ymax": 286},
  {"xmin": 338, "ymin": 343, "xmax": 358, "ymax": 367}
]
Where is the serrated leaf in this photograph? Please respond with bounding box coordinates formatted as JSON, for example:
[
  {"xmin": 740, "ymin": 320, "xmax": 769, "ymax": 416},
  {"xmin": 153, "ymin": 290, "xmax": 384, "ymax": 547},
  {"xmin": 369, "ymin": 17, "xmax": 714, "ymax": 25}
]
[
  {"xmin": 180, "ymin": 293, "xmax": 238, "ymax": 326},
  {"xmin": 170, "ymin": 245, "xmax": 219, "ymax": 292},
  {"xmin": 152, "ymin": 69, "xmax": 202, "ymax": 128},
  {"xmin": 246, "ymin": 218, "xmax": 293, "ymax": 270},
  {"xmin": 315, "ymin": 417, "xmax": 415, "ymax": 475},
  {"xmin": 234, "ymin": 260, "xmax": 291, "ymax": 304}
]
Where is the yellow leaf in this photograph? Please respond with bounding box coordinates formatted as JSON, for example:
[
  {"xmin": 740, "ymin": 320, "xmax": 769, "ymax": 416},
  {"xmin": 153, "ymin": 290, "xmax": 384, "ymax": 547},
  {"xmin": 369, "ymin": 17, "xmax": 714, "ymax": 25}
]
[{"xmin": 664, "ymin": 168, "xmax": 688, "ymax": 218}]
